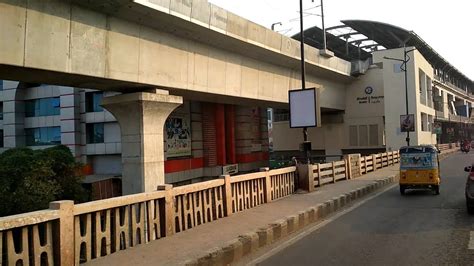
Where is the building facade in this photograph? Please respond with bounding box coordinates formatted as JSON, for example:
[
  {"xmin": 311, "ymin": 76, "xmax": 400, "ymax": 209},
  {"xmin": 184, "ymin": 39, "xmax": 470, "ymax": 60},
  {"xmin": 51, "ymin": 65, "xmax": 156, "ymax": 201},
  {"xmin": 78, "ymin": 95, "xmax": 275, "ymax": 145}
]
[
  {"xmin": 0, "ymin": 81, "xmax": 269, "ymax": 190},
  {"xmin": 271, "ymin": 21, "xmax": 474, "ymax": 158}
]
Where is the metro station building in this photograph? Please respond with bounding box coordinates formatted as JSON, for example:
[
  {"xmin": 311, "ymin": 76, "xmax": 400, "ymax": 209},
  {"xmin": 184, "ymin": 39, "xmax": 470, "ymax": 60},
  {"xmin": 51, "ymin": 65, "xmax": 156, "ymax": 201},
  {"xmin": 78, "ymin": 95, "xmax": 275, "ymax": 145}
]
[
  {"xmin": 272, "ymin": 20, "xmax": 474, "ymax": 157},
  {"xmin": 0, "ymin": 0, "xmax": 472, "ymax": 196}
]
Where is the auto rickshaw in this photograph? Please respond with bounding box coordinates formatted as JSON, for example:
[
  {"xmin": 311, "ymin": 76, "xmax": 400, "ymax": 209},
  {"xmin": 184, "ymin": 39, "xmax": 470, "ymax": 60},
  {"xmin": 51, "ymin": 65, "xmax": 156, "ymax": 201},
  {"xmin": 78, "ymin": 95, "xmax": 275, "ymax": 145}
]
[{"xmin": 399, "ymin": 145, "xmax": 440, "ymax": 195}]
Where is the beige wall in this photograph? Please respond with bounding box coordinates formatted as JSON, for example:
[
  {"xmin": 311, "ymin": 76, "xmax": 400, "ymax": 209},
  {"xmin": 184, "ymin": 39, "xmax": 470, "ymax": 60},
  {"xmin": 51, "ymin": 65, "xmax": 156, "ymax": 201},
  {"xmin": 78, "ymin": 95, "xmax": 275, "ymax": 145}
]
[
  {"xmin": 344, "ymin": 66, "xmax": 385, "ymax": 149},
  {"xmin": 413, "ymin": 50, "xmax": 436, "ymax": 145},
  {"xmin": 373, "ymin": 48, "xmax": 436, "ymax": 150},
  {"xmin": 272, "ymin": 121, "xmax": 344, "ymax": 153}
]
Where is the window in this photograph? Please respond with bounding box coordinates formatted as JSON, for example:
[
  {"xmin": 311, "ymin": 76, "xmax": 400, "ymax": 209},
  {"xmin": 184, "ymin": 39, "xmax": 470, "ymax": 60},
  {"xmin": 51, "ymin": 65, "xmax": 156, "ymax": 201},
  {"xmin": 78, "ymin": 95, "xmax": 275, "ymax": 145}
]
[
  {"xmin": 86, "ymin": 123, "xmax": 104, "ymax": 144},
  {"xmin": 0, "ymin": 102, "xmax": 3, "ymax": 120},
  {"xmin": 419, "ymin": 70, "xmax": 427, "ymax": 105},
  {"xmin": 426, "ymin": 76, "xmax": 433, "ymax": 108},
  {"xmin": 0, "ymin": 80, "xmax": 3, "ymax": 91},
  {"xmin": 25, "ymin": 127, "xmax": 61, "ymax": 146},
  {"xmin": 86, "ymin": 92, "xmax": 104, "ymax": 112},
  {"xmin": 0, "ymin": 130, "xmax": 3, "ymax": 148},
  {"xmin": 25, "ymin": 98, "xmax": 60, "ymax": 117},
  {"xmin": 428, "ymin": 115, "xmax": 433, "ymax": 132},
  {"xmin": 421, "ymin": 113, "xmax": 428, "ymax": 132}
]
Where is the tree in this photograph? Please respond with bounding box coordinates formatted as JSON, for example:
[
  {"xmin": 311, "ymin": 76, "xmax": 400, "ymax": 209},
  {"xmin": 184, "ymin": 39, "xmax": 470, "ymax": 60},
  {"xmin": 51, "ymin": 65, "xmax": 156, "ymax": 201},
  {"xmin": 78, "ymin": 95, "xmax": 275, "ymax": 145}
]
[{"xmin": 0, "ymin": 145, "xmax": 90, "ymax": 216}]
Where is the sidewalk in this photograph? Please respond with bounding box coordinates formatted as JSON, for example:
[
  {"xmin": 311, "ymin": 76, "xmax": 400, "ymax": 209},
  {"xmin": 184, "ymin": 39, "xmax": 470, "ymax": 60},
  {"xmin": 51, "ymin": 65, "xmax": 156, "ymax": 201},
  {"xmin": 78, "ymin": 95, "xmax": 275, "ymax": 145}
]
[{"xmin": 88, "ymin": 165, "xmax": 399, "ymax": 266}]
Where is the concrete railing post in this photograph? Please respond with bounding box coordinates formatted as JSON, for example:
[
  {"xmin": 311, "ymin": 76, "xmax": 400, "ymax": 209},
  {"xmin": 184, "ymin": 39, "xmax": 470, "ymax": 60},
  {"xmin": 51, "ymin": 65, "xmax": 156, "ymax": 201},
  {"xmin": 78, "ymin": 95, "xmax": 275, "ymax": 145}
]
[
  {"xmin": 372, "ymin": 154, "xmax": 377, "ymax": 170},
  {"xmin": 332, "ymin": 161, "xmax": 336, "ymax": 183},
  {"xmin": 316, "ymin": 164, "xmax": 321, "ymax": 187},
  {"xmin": 296, "ymin": 164, "xmax": 315, "ymax": 192},
  {"xmin": 157, "ymin": 184, "xmax": 174, "ymax": 236},
  {"xmin": 260, "ymin": 168, "xmax": 272, "ymax": 203},
  {"xmin": 345, "ymin": 156, "xmax": 352, "ymax": 180},
  {"xmin": 49, "ymin": 200, "xmax": 74, "ymax": 266},
  {"xmin": 221, "ymin": 175, "xmax": 233, "ymax": 216}
]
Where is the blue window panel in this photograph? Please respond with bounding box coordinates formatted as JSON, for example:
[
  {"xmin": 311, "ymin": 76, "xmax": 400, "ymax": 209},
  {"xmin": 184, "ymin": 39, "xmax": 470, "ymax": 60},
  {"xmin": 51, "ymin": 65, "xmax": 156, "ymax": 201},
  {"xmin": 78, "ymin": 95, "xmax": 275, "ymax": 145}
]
[
  {"xmin": 49, "ymin": 127, "xmax": 61, "ymax": 144},
  {"xmin": 25, "ymin": 127, "xmax": 61, "ymax": 146},
  {"xmin": 86, "ymin": 92, "xmax": 104, "ymax": 112},
  {"xmin": 86, "ymin": 123, "xmax": 104, "ymax": 143},
  {"xmin": 25, "ymin": 97, "xmax": 60, "ymax": 117},
  {"xmin": 51, "ymin": 97, "xmax": 60, "ymax": 115},
  {"xmin": 93, "ymin": 93, "xmax": 104, "ymax": 112}
]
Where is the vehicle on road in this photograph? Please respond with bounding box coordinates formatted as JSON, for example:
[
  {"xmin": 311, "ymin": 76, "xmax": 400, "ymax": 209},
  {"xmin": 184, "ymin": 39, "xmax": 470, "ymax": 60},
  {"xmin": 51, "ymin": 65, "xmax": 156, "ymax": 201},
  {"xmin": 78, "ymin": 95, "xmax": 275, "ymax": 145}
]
[
  {"xmin": 399, "ymin": 145, "xmax": 440, "ymax": 195},
  {"xmin": 463, "ymin": 165, "xmax": 474, "ymax": 214},
  {"xmin": 461, "ymin": 140, "xmax": 470, "ymax": 153}
]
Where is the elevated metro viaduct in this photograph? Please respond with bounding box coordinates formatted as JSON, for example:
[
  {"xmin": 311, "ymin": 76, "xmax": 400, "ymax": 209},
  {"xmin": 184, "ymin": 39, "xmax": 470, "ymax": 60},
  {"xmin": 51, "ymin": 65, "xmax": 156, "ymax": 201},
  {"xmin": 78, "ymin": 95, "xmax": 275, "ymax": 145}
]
[{"xmin": 0, "ymin": 0, "xmax": 353, "ymax": 195}]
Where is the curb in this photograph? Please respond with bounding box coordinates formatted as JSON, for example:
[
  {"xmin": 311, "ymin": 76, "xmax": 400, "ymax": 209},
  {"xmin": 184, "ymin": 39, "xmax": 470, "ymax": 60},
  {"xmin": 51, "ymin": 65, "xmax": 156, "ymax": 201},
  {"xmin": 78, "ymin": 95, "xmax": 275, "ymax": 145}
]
[{"xmin": 184, "ymin": 175, "xmax": 396, "ymax": 266}]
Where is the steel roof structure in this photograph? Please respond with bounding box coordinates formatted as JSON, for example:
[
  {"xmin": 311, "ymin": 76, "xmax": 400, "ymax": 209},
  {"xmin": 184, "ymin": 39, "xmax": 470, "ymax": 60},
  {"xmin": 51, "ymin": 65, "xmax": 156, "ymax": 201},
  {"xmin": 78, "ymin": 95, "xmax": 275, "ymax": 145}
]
[{"xmin": 294, "ymin": 20, "xmax": 473, "ymax": 93}]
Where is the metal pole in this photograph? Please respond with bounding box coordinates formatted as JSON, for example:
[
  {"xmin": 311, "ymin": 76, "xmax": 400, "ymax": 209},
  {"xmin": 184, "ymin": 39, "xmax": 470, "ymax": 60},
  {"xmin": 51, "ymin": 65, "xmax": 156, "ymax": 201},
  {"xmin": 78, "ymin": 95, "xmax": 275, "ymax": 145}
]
[
  {"xmin": 404, "ymin": 46, "xmax": 410, "ymax": 146},
  {"xmin": 299, "ymin": 0, "xmax": 309, "ymax": 163},
  {"xmin": 321, "ymin": 0, "xmax": 327, "ymax": 51},
  {"xmin": 299, "ymin": 0, "xmax": 306, "ymax": 91}
]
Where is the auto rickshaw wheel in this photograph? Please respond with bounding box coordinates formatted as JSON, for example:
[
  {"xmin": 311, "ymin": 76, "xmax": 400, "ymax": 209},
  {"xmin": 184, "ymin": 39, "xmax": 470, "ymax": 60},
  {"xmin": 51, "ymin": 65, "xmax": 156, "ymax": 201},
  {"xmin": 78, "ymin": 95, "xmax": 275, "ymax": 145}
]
[
  {"xmin": 433, "ymin": 185, "xmax": 440, "ymax": 195},
  {"xmin": 400, "ymin": 185, "xmax": 406, "ymax": 195}
]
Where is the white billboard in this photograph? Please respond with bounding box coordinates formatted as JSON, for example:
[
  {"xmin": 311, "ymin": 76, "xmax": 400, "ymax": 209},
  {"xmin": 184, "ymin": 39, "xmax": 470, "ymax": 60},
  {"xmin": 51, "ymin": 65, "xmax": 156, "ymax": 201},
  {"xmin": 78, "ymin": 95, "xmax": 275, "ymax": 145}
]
[{"xmin": 289, "ymin": 88, "xmax": 319, "ymax": 128}]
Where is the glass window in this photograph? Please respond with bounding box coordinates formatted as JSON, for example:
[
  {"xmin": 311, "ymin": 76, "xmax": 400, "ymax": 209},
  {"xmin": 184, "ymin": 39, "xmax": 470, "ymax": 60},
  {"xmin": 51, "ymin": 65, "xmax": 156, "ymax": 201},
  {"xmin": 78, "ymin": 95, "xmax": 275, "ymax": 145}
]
[
  {"xmin": 25, "ymin": 98, "xmax": 60, "ymax": 117},
  {"xmin": 86, "ymin": 123, "xmax": 104, "ymax": 144},
  {"xmin": 421, "ymin": 113, "xmax": 428, "ymax": 132},
  {"xmin": 0, "ymin": 130, "xmax": 3, "ymax": 148},
  {"xmin": 0, "ymin": 102, "xmax": 3, "ymax": 120},
  {"xmin": 86, "ymin": 92, "xmax": 104, "ymax": 112},
  {"xmin": 25, "ymin": 127, "xmax": 61, "ymax": 146}
]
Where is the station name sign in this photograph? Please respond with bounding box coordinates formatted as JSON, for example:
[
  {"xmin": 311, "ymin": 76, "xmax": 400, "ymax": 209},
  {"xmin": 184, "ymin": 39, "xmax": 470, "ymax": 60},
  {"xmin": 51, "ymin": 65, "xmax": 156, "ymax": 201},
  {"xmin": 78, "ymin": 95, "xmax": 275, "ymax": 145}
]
[
  {"xmin": 357, "ymin": 95, "xmax": 384, "ymax": 104},
  {"xmin": 357, "ymin": 86, "xmax": 384, "ymax": 104}
]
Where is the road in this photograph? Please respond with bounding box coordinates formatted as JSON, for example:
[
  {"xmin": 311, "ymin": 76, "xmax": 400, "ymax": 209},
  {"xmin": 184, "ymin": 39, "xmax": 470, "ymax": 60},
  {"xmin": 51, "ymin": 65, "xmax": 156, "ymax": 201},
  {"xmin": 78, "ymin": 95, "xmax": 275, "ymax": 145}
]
[{"xmin": 258, "ymin": 152, "xmax": 474, "ymax": 266}]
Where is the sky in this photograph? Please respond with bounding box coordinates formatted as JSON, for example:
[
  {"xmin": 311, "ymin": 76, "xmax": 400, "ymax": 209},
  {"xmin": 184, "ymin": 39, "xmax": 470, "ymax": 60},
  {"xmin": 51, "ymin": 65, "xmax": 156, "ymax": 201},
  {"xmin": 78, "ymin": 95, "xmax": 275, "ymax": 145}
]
[{"xmin": 209, "ymin": 0, "xmax": 474, "ymax": 80}]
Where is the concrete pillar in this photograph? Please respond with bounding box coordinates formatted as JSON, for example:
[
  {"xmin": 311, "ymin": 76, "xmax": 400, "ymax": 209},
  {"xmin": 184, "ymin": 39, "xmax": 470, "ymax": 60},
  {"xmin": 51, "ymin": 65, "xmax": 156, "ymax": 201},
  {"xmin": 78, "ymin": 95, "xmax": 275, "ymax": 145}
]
[
  {"xmin": 2, "ymin": 81, "xmax": 25, "ymax": 148},
  {"xmin": 102, "ymin": 90, "xmax": 182, "ymax": 194}
]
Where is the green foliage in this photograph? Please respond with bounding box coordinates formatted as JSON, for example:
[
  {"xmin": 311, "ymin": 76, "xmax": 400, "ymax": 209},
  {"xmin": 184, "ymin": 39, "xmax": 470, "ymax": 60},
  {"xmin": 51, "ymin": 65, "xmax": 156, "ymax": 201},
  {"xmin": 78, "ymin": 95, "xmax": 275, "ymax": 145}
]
[{"xmin": 0, "ymin": 145, "xmax": 90, "ymax": 216}]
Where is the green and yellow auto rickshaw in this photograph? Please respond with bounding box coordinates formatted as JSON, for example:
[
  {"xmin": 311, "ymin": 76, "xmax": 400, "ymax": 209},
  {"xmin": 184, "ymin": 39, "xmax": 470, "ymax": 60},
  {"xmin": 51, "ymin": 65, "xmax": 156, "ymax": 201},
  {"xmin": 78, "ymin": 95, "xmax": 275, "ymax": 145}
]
[{"xmin": 399, "ymin": 145, "xmax": 440, "ymax": 195}]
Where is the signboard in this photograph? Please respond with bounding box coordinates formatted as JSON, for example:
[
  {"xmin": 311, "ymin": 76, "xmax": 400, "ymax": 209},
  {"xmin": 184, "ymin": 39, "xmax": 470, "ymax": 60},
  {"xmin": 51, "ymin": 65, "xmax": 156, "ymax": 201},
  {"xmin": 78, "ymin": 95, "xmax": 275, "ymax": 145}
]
[
  {"xmin": 165, "ymin": 115, "xmax": 191, "ymax": 158},
  {"xmin": 289, "ymin": 88, "xmax": 319, "ymax": 128},
  {"xmin": 433, "ymin": 122, "xmax": 442, "ymax": 135},
  {"xmin": 357, "ymin": 86, "xmax": 384, "ymax": 104},
  {"xmin": 400, "ymin": 114, "xmax": 415, "ymax": 132},
  {"xmin": 223, "ymin": 164, "xmax": 238, "ymax": 175}
]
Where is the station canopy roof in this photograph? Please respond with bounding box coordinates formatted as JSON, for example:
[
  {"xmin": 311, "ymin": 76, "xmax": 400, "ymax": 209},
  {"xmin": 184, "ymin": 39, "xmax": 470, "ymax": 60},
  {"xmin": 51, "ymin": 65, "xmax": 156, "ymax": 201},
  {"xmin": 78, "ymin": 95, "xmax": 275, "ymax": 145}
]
[{"xmin": 293, "ymin": 20, "xmax": 473, "ymax": 91}]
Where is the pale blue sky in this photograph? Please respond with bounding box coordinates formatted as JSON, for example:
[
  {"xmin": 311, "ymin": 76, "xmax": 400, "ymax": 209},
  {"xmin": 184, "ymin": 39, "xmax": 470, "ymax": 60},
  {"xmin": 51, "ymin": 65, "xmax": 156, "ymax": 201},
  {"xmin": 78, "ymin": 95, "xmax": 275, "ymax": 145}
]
[{"xmin": 209, "ymin": 0, "xmax": 474, "ymax": 80}]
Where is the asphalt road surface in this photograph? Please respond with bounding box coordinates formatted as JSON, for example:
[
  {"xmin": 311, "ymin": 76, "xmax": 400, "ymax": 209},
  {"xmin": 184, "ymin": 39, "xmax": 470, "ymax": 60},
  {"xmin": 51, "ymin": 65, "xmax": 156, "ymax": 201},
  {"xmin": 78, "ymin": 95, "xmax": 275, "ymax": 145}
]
[{"xmin": 259, "ymin": 152, "xmax": 474, "ymax": 266}]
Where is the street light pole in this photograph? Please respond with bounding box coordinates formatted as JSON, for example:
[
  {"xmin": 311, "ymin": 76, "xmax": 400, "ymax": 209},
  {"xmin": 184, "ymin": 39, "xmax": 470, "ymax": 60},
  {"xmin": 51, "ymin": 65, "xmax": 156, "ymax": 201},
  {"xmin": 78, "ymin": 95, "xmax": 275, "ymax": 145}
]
[
  {"xmin": 299, "ymin": 0, "xmax": 310, "ymax": 163},
  {"xmin": 403, "ymin": 46, "xmax": 410, "ymax": 146}
]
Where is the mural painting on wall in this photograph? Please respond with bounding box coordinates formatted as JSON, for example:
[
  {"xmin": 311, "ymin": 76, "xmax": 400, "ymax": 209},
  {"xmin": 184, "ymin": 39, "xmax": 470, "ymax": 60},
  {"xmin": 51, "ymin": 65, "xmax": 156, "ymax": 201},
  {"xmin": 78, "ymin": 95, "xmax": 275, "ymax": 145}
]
[{"xmin": 165, "ymin": 115, "xmax": 191, "ymax": 157}]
